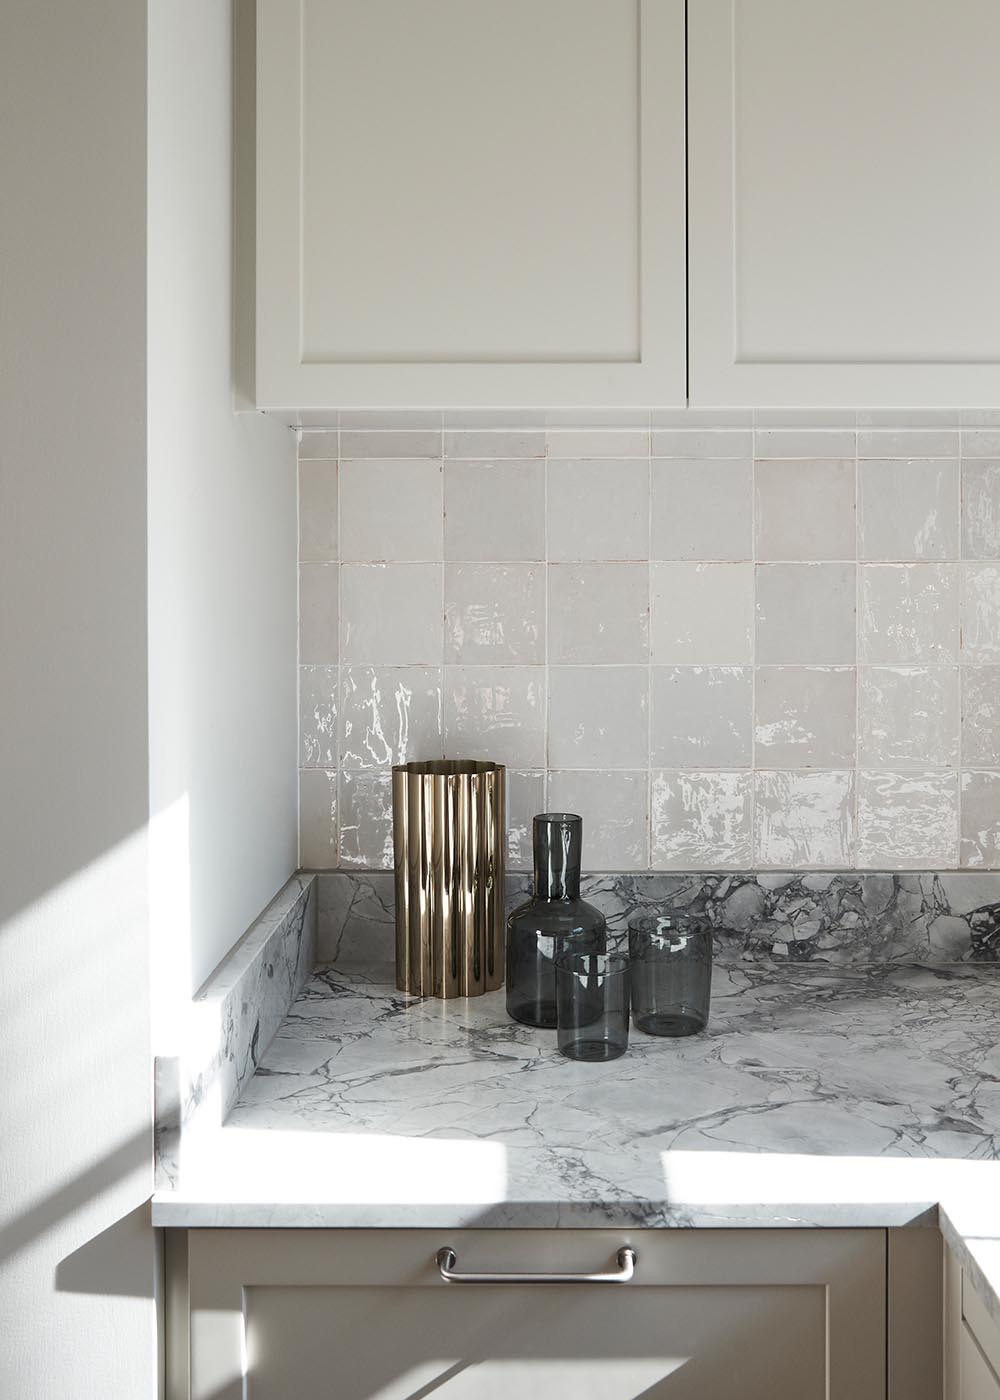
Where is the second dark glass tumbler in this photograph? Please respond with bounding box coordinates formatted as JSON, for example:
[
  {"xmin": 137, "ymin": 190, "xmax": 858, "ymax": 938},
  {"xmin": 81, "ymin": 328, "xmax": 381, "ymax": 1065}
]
[{"xmin": 505, "ymin": 813, "xmax": 606, "ymax": 1028}]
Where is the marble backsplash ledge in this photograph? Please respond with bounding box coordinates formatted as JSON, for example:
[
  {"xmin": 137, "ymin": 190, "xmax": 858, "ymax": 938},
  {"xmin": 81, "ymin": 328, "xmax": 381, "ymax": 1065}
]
[
  {"xmin": 316, "ymin": 870, "xmax": 1000, "ymax": 968},
  {"xmin": 154, "ymin": 873, "xmax": 316, "ymax": 1188}
]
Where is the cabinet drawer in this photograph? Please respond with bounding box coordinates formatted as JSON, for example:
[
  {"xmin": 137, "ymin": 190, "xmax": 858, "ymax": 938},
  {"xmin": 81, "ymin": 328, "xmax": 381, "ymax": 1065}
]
[{"xmin": 173, "ymin": 1228, "xmax": 885, "ymax": 1400}]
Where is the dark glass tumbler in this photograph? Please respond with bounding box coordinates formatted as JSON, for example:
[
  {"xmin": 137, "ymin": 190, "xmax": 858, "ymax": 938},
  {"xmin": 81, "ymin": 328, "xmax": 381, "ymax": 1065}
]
[
  {"xmin": 627, "ymin": 912, "xmax": 713, "ymax": 1037},
  {"xmin": 555, "ymin": 950, "xmax": 630, "ymax": 1062},
  {"xmin": 506, "ymin": 813, "xmax": 606, "ymax": 1028}
]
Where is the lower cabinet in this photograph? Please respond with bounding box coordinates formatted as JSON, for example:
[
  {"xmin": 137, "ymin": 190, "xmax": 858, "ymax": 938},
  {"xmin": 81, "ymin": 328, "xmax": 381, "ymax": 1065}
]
[
  {"xmin": 166, "ymin": 1227, "xmax": 939, "ymax": 1400},
  {"xmin": 945, "ymin": 1247, "xmax": 1000, "ymax": 1400}
]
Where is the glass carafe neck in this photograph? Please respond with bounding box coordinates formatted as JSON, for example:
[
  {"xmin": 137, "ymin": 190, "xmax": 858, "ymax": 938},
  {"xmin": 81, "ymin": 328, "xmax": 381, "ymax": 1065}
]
[{"xmin": 533, "ymin": 813, "xmax": 582, "ymax": 900}]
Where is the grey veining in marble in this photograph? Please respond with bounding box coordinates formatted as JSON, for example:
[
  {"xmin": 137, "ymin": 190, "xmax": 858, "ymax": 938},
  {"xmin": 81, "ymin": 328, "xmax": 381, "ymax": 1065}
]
[
  {"xmin": 154, "ymin": 874, "xmax": 316, "ymax": 1187},
  {"xmin": 215, "ymin": 957, "xmax": 1000, "ymax": 1227},
  {"xmin": 317, "ymin": 869, "xmax": 1000, "ymax": 967}
]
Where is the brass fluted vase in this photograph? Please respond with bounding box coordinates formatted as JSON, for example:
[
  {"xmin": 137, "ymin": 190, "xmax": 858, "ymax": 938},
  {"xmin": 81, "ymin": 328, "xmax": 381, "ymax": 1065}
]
[{"xmin": 392, "ymin": 760, "xmax": 505, "ymax": 998}]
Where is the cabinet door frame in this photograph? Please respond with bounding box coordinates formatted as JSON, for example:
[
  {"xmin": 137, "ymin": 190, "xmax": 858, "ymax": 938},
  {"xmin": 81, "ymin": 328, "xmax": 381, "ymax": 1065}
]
[
  {"xmin": 174, "ymin": 1226, "xmax": 885, "ymax": 1400},
  {"xmin": 687, "ymin": 0, "xmax": 1000, "ymax": 407},
  {"xmin": 253, "ymin": 0, "xmax": 686, "ymax": 409}
]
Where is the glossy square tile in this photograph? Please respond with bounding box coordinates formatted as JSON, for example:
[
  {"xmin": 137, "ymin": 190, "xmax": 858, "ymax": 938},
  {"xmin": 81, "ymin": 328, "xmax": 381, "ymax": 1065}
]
[
  {"xmin": 652, "ymin": 429, "xmax": 753, "ymax": 458},
  {"xmin": 444, "ymin": 459, "xmax": 545, "ymax": 561},
  {"xmin": 754, "ymin": 770, "xmax": 855, "ymax": 867},
  {"xmin": 506, "ymin": 770, "xmax": 546, "ymax": 871},
  {"xmin": 859, "ymin": 666, "xmax": 960, "ymax": 769},
  {"xmin": 298, "ymin": 460, "xmax": 338, "ymax": 561},
  {"xmin": 299, "ymin": 563, "xmax": 339, "ymax": 665},
  {"xmin": 962, "ymin": 666, "xmax": 1000, "ymax": 765},
  {"xmin": 338, "ymin": 771, "xmax": 394, "ymax": 869},
  {"xmin": 442, "ymin": 666, "xmax": 545, "ymax": 768},
  {"xmin": 547, "ymin": 770, "xmax": 649, "ymax": 870},
  {"xmin": 961, "ymin": 772, "xmax": 1000, "ymax": 868},
  {"xmin": 754, "ymin": 667, "xmax": 856, "ymax": 767},
  {"xmin": 650, "ymin": 458, "xmax": 753, "ymax": 561},
  {"xmin": 754, "ymin": 459, "xmax": 855, "ymax": 561},
  {"xmin": 858, "ymin": 459, "xmax": 959, "ymax": 560},
  {"xmin": 297, "ymin": 431, "xmax": 338, "ymax": 460},
  {"xmin": 856, "ymin": 770, "xmax": 959, "ymax": 868},
  {"xmin": 857, "ymin": 429, "xmax": 959, "ymax": 457},
  {"xmin": 962, "ymin": 461, "xmax": 1000, "ymax": 559},
  {"xmin": 548, "ymin": 563, "xmax": 649, "ymax": 664},
  {"xmin": 443, "ymin": 430, "xmax": 545, "ymax": 458},
  {"xmin": 962, "ymin": 429, "xmax": 1000, "ymax": 457},
  {"xmin": 545, "ymin": 429, "xmax": 649, "ymax": 457},
  {"xmin": 859, "ymin": 564, "xmax": 959, "ymax": 663},
  {"xmin": 651, "ymin": 563, "xmax": 753, "ymax": 664},
  {"xmin": 756, "ymin": 564, "xmax": 856, "ymax": 664},
  {"xmin": 650, "ymin": 666, "xmax": 752, "ymax": 767},
  {"xmin": 651, "ymin": 771, "xmax": 753, "ymax": 869},
  {"xmin": 444, "ymin": 563, "xmax": 544, "ymax": 664},
  {"xmin": 962, "ymin": 565, "xmax": 1000, "ymax": 660},
  {"xmin": 339, "ymin": 666, "xmax": 442, "ymax": 770},
  {"xmin": 340, "ymin": 430, "xmax": 442, "ymax": 458},
  {"xmin": 547, "ymin": 666, "xmax": 648, "ymax": 768},
  {"xmin": 340, "ymin": 458, "xmax": 441, "ymax": 561},
  {"xmin": 299, "ymin": 769, "xmax": 338, "ymax": 868},
  {"xmin": 546, "ymin": 459, "xmax": 648, "ymax": 561},
  {"xmin": 341, "ymin": 563, "xmax": 441, "ymax": 665},
  {"xmin": 754, "ymin": 428, "xmax": 856, "ymax": 458},
  {"xmin": 299, "ymin": 666, "xmax": 338, "ymax": 767}
]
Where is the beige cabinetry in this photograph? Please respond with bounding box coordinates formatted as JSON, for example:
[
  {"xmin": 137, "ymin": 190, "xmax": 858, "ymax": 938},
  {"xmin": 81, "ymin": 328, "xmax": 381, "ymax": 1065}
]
[
  {"xmin": 252, "ymin": 0, "xmax": 1000, "ymax": 410},
  {"xmin": 687, "ymin": 0, "xmax": 1000, "ymax": 406},
  {"xmin": 252, "ymin": 0, "xmax": 686, "ymax": 410},
  {"xmin": 945, "ymin": 1247, "xmax": 1000, "ymax": 1400},
  {"xmin": 167, "ymin": 1227, "xmax": 892, "ymax": 1399}
]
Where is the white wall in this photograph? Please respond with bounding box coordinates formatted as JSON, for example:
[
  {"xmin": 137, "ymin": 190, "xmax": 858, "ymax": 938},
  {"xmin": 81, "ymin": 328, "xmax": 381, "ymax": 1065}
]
[
  {"xmin": 148, "ymin": 0, "xmax": 298, "ymax": 1011},
  {"xmin": 0, "ymin": 2, "xmax": 158, "ymax": 1396}
]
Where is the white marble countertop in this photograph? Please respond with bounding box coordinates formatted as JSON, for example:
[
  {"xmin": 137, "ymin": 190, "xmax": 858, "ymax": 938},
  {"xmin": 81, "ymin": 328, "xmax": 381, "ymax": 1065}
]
[{"xmin": 153, "ymin": 957, "xmax": 1000, "ymax": 1317}]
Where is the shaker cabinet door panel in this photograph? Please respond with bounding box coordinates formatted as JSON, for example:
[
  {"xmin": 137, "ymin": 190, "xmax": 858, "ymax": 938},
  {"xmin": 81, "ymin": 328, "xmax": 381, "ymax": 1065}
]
[
  {"xmin": 255, "ymin": 0, "xmax": 686, "ymax": 408},
  {"xmin": 688, "ymin": 0, "xmax": 1000, "ymax": 405},
  {"xmin": 177, "ymin": 1228, "xmax": 885, "ymax": 1400}
]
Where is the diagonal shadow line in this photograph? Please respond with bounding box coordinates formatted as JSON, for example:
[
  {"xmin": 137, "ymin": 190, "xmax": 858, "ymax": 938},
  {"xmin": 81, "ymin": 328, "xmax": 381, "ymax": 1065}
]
[
  {"xmin": 402, "ymin": 1359, "xmax": 473, "ymax": 1400},
  {"xmin": 0, "ymin": 1127, "xmax": 150, "ymax": 1267}
]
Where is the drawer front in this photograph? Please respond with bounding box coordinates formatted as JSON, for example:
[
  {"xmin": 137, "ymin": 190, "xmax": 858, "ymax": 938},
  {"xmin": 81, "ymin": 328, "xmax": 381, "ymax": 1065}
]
[{"xmin": 179, "ymin": 1228, "xmax": 886, "ymax": 1400}]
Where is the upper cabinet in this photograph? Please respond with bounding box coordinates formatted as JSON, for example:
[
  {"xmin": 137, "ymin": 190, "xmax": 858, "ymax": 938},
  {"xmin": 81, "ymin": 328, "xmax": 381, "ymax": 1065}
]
[
  {"xmin": 251, "ymin": 0, "xmax": 1000, "ymax": 410},
  {"xmin": 688, "ymin": 0, "xmax": 1000, "ymax": 406},
  {"xmin": 252, "ymin": 0, "xmax": 686, "ymax": 409}
]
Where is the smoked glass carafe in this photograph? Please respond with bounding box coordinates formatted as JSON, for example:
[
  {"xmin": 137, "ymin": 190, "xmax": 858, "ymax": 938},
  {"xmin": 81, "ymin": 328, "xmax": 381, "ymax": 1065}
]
[{"xmin": 505, "ymin": 813, "xmax": 606, "ymax": 1028}]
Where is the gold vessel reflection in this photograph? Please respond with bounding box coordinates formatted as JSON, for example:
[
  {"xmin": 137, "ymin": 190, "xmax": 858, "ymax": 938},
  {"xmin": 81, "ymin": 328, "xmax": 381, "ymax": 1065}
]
[{"xmin": 392, "ymin": 760, "xmax": 506, "ymax": 998}]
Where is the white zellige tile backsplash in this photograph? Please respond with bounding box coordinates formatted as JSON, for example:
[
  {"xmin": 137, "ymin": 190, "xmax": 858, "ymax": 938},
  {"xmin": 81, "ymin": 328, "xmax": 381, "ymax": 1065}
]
[{"xmin": 297, "ymin": 410, "xmax": 1000, "ymax": 873}]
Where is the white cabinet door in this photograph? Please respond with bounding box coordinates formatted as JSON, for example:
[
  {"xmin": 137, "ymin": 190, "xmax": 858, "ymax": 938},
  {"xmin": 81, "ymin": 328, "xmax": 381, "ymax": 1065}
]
[
  {"xmin": 253, "ymin": 0, "xmax": 686, "ymax": 409},
  {"xmin": 688, "ymin": 0, "xmax": 1000, "ymax": 406},
  {"xmin": 174, "ymin": 1228, "xmax": 885, "ymax": 1400}
]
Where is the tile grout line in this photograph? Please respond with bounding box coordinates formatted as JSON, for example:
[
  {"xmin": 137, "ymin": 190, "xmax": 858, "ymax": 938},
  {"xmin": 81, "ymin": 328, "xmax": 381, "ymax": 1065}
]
[
  {"xmin": 853, "ymin": 418, "xmax": 861, "ymax": 868},
  {"xmin": 647, "ymin": 409, "xmax": 654, "ymax": 870},
  {"xmin": 750, "ymin": 410, "xmax": 758, "ymax": 869},
  {"xmin": 334, "ymin": 418, "xmax": 342, "ymax": 869},
  {"xmin": 543, "ymin": 433, "xmax": 550, "ymax": 822}
]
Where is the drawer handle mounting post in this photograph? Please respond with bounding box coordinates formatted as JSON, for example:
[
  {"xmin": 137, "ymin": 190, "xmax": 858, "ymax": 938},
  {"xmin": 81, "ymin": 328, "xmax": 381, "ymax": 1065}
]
[{"xmin": 435, "ymin": 1246, "xmax": 637, "ymax": 1285}]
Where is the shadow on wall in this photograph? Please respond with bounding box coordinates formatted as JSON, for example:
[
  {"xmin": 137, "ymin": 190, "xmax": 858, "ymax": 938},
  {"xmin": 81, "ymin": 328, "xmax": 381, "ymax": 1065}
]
[
  {"xmin": 0, "ymin": 1129, "xmax": 150, "ymax": 1276},
  {"xmin": 56, "ymin": 1201, "xmax": 156, "ymax": 1300}
]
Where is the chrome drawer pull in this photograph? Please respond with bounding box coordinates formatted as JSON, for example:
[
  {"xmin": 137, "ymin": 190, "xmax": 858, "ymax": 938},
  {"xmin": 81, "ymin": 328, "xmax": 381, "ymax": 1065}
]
[{"xmin": 435, "ymin": 1245, "xmax": 636, "ymax": 1285}]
